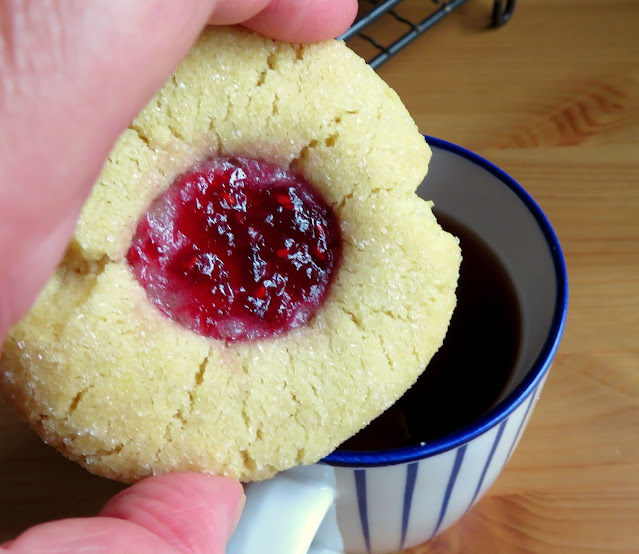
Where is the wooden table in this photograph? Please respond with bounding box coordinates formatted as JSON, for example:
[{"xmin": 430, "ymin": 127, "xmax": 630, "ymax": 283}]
[{"xmin": 1, "ymin": 0, "xmax": 638, "ymax": 552}]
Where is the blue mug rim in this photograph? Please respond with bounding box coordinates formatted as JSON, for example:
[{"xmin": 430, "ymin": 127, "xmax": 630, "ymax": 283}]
[{"xmin": 324, "ymin": 135, "xmax": 569, "ymax": 467}]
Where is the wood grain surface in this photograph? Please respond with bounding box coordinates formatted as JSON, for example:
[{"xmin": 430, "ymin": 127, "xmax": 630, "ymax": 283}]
[{"xmin": 1, "ymin": 0, "xmax": 638, "ymax": 552}]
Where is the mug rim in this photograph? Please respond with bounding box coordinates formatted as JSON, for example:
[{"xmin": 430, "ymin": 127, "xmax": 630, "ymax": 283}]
[{"xmin": 324, "ymin": 135, "xmax": 569, "ymax": 467}]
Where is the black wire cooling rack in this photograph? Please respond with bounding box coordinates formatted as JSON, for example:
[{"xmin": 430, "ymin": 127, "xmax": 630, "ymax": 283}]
[{"xmin": 339, "ymin": 0, "xmax": 516, "ymax": 69}]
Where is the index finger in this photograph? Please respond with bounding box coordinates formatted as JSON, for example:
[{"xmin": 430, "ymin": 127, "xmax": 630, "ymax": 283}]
[{"xmin": 216, "ymin": 0, "xmax": 359, "ymax": 42}]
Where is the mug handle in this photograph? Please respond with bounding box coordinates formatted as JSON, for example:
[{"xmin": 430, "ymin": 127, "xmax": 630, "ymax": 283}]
[{"xmin": 227, "ymin": 464, "xmax": 338, "ymax": 554}]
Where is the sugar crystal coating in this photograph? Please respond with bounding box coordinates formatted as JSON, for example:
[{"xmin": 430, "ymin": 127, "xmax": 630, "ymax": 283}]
[{"xmin": 0, "ymin": 27, "xmax": 460, "ymax": 484}]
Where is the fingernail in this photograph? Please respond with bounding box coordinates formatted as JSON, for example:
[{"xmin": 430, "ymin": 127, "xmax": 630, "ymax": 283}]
[{"xmin": 231, "ymin": 488, "xmax": 246, "ymax": 534}]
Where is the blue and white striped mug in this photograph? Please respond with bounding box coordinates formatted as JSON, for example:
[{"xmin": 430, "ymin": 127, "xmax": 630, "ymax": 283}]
[{"xmin": 228, "ymin": 137, "xmax": 568, "ymax": 554}]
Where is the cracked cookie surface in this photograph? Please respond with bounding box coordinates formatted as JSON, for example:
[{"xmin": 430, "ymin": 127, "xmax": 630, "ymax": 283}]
[{"xmin": 0, "ymin": 27, "xmax": 461, "ymax": 483}]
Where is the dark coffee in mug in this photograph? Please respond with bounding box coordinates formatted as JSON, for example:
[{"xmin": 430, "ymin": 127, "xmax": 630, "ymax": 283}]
[{"xmin": 339, "ymin": 211, "xmax": 522, "ymax": 451}]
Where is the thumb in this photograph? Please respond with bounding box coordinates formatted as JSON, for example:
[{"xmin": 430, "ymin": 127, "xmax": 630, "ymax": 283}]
[
  {"xmin": 2, "ymin": 473, "xmax": 245, "ymax": 554},
  {"xmin": 100, "ymin": 473, "xmax": 245, "ymax": 553}
]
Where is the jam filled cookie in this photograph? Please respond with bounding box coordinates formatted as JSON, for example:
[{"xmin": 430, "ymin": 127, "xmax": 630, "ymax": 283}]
[{"xmin": 0, "ymin": 27, "xmax": 460, "ymax": 483}]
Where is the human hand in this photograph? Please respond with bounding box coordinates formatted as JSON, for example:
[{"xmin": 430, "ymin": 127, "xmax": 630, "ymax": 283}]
[
  {"xmin": 1, "ymin": 472, "xmax": 244, "ymax": 553},
  {"xmin": 0, "ymin": 0, "xmax": 358, "ymax": 342},
  {"xmin": 0, "ymin": 1, "xmax": 357, "ymax": 551}
]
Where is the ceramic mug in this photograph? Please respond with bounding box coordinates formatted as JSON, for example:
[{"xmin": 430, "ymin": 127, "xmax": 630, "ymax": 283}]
[{"xmin": 227, "ymin": 136, "xmax": 569, "ymax": 554}]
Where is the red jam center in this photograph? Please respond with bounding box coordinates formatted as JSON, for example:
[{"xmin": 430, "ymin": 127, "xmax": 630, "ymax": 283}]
[{"xmin": 127, "ymin": 157, "xmax": 342, "ymax": 342}]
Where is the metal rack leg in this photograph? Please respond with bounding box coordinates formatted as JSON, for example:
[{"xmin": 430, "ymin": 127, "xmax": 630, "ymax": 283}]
[{"xmin": 492, "ymin": 0, "xmax": 517, "ymax": 27}]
